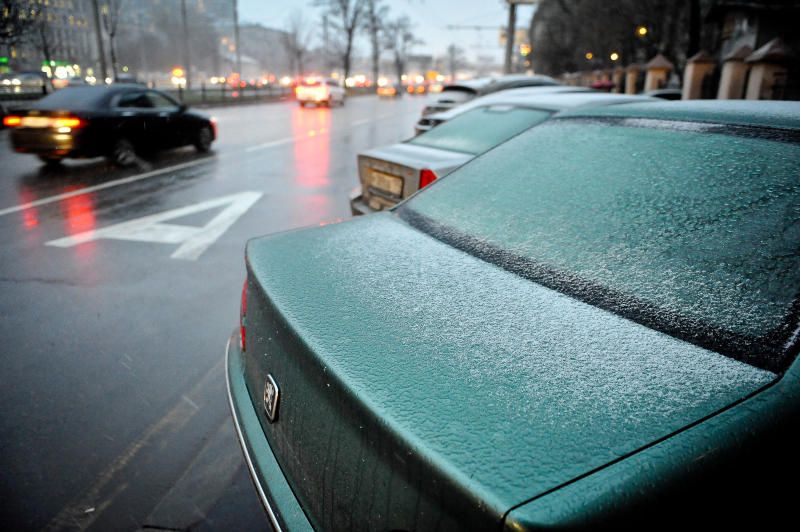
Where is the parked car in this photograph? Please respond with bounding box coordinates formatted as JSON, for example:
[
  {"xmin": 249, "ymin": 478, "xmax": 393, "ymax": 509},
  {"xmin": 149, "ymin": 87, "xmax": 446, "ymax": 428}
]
[
  {"xmin": 415, "ymin": 85, "xmax": 593, "ymax": 135},
  {"xmin": 419, "ymin": 74, "xmax": 559, "ymax": 117},
  {"xmin": 227, "ymin": 100, "xmax": 800, "ymax": 530},
  {"xmin": 351, "ymin": 91, "xmax": 653, "ymax": 215},
  {"xmin": 295, "ymin": 78, "xmax": 345, "ymax": 107},
  {"xmin": 2, "ymin": 84, "xmax": 216, "ymax": 166}
]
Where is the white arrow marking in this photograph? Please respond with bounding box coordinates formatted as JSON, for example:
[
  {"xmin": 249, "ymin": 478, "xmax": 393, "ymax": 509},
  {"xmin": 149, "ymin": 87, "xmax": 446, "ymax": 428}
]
[{"xmin": 46, "ymin": 191, "xmax": 263, "ymax": 260}]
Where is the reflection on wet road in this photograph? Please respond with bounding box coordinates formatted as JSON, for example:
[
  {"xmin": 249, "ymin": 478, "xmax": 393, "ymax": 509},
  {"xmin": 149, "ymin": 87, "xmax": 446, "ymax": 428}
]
[{"xmin": 0, "ymin": 94, "xmax": 426, "ymax": 530}]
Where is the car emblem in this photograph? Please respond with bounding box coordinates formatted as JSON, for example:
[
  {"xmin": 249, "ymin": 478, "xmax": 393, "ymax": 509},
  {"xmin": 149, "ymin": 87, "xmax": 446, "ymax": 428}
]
[{"xmin": 263, "ymin": 374, "xmax": 280, "ymax": 422}]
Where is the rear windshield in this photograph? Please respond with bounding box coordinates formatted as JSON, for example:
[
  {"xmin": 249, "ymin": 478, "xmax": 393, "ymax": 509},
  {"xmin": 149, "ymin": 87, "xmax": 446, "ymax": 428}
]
[
  {"xmin": 401, "ymin": 118, "xmax": 800, "ymax": 371},
  {"xmin": 32, "ymin": 87, "xmax": 110, "ymax": 110},
  {"xmin": 407, "ymin": 105, "xmax": 551, "ymax": 155}
]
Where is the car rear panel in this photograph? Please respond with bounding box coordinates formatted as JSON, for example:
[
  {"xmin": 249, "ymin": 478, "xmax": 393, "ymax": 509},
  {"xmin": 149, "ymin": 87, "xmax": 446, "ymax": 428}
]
[
  {"xmin": 242, "ymin": 213, "xmax": 775, "ymax": 529},
  {"xmin": 358, "ymin": 145, "xmax": 472, "ymax": 211}
]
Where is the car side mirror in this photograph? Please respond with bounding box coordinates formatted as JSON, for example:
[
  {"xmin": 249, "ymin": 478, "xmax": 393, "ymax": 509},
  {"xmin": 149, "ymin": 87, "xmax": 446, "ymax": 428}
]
[{"xmin": 178, "ymin": 104, "xmax": 188, "ymax": 113}]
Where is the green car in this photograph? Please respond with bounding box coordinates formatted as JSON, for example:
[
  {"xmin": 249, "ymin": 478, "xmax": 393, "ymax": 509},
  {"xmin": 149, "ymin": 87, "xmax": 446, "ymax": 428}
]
[{"xmin": 227, "ymin": 101, "xmax": 800, "ymax": 530}]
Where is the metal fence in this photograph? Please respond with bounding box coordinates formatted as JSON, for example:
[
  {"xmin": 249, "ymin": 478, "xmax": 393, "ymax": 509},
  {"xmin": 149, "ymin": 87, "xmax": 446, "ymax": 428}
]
[{"xmin": 163, "ymin": 84, "xmax": 292, "ymax": 105}]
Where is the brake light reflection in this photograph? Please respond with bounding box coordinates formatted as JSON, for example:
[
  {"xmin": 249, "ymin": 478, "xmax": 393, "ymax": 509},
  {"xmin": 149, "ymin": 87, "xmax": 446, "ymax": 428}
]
[
  {"xmin": 291, "ymin": 105, "xmax": 331, "ymax": 190},
  {"xmin": 60, "ymin": 187, "xmax": 97, "ymax": 258}
]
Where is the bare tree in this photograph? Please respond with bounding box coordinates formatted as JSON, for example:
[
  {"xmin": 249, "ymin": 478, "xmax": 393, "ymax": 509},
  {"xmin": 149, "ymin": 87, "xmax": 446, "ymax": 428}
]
[
  {"xmin": 445, "ymin": 43, "xmax": 466, "ymax": 79},
  {"xmin": 317, "ymin": 0, "xmax": 366, "ymax": 81},
  {"xmin": 283, "ymin": 11, "xmax": 313, "ymax": 77},
  {"xmin": 530, "ymin": 0, "xmax": 708, "ymax": 76},
  {"xmin": 1, "ymin": 0, "xmax": 42, "ymax": 47},
  {"xmin": 383, "ymin": 16, "xmax": 421, "ymax": 87},
  {"xmin": 102, "ymin": 1, "xmax": 125, "ymax": 80},
  {"xmin": 363, "ymin": 0, "xmax": 388, "ymax": 83}
]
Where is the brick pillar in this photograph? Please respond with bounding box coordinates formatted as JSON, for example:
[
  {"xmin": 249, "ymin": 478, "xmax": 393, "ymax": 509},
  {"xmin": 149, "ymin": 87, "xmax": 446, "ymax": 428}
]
[
  {"xmin": 717, "ymin": 44, "xmax": 752, "ymax": 99},
  {"xmin": 745, "ymin": 38, "xmax": 791, "ymax": 100},
  {"xmin": 625, "ymin": 64, "xmax": 641, "ymax": 94},
  {"xmin": 644, "ymin": 54, "xmax": 674, "ymax": 92},
  {"xmin": 682, "ymin": 50, "xmax": 716, "ymax": 100}
]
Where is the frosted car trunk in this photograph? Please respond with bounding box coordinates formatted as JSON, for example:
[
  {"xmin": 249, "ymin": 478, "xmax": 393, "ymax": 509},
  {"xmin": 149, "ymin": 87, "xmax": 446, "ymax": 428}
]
[{"xmin": 241, "ymin": 215, "xmax": 775, "ymax": 531}]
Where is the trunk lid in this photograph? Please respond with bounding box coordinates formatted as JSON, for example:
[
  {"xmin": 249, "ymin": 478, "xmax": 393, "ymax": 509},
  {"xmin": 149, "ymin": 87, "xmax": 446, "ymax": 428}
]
[
  {"xmin": 242, "ymin": 214, "xmax": 774, "ymax": 530},
  {"xmin": 358, "ymin": 144, "xmax": 472, "ymax": 211}
]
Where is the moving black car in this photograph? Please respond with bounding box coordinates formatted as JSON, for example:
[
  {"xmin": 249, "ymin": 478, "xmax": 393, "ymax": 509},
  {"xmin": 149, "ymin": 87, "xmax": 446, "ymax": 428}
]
[{"xmin": 2, "ymin": 84, "xmax": 216, "ymax": 166}]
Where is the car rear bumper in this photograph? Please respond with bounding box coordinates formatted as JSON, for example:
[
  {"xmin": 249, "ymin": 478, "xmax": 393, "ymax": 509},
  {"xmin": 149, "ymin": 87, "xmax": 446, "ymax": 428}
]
[
  {"xmin": 225, "ymin": 330, "xmax": 313, "ymax": 532},
  {"xmin": 10, "ymin": 128, "xmax": 82, "ymax": 156}
]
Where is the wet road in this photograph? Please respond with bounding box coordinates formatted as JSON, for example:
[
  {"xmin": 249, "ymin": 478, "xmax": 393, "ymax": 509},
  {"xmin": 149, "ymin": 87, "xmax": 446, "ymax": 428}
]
[{"xmin": 0, "ymin": 95, "xmax": 427, "ymax": 530}]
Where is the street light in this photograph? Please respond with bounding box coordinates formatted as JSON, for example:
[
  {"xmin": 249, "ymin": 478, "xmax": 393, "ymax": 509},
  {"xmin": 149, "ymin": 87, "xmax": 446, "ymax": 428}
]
[
  {"xmin": 585, "ymin": 52, "xmax": 594, "ymax": 60},
  {"xmin": 610, "ymin": 52, "xmax": 620, "ymax": 61},
  {"xmin": 636, "ymin": 25, "xmax": 648, "ymax": 37}
]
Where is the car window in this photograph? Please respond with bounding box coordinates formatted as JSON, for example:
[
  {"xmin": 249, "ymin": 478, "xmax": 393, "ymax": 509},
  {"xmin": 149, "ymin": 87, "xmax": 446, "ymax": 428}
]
[
  {"xmin": 117, "ymin": 91, "xmax": 151, "ymax": 108},
  {"xmin": 406, "ymin": 105, "xmax": 551, "ymax": 155},
  {"xmin": 146, "ymin": 91, "xmax": 180, "ymax": 110},
  {"xmin": 32, "ymin": 87, "xmax": 110, "ymax": 110},
  {"xmin": 402, "ymin": 119, "xmax": 800, "ymax": 370}
]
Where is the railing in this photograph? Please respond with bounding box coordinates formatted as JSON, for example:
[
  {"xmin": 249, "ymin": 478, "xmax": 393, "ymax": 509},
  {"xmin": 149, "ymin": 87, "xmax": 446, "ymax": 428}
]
[{"xmin": 163, "ymin": 84, "xmax": 292, "ymax": 105}]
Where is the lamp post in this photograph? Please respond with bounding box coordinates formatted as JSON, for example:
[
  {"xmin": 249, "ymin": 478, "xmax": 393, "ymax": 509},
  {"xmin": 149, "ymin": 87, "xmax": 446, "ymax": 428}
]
[{"xmin": 504, "ymin": 1, "xmax": 538, "ymax": 74}]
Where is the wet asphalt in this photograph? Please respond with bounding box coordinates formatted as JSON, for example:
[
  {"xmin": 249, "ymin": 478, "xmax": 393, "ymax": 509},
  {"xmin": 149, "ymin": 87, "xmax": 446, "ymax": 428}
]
[{"xmin": 0, "ymin": 94, "xmax": 427, "ymax": 531}]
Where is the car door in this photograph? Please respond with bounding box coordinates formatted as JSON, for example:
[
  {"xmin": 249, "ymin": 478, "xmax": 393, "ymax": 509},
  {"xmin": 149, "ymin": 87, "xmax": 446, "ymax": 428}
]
[
  {"xmin": 114, "ymin": 90, "xmax": 155, "ymax": 150},
  {"xmin": 144, "ymin": 91, "xmax": 184, "ymax": 148}
]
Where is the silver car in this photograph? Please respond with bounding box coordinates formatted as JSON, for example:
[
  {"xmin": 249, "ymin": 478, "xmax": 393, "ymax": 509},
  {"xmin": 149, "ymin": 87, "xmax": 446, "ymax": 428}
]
[
  {"xmin": 416, "ymin": 85, "xmax": 593, "ymax": 135},
  {"xmin": 350, "ymin": 91, "xmax": 655, "ymax": 215},
  {"xmin": 420, "ymin": 74, "xmax": 560, "ymax": 118}
]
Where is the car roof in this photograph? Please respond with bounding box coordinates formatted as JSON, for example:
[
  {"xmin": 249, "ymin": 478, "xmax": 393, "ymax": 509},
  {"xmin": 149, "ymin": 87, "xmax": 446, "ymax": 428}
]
[
  {"xmin": 484, "ymin": 74, "xmax": 559, "ymax": 91},
  {"xmin": 427, "ymin": 89, "xmax": 654, "ymax": 121},
  {"xmin": 555, "ymin": 100, "xmax": 800, "ymax": 130},
  {"xmin": 440, "ymin": 77, "xmax": 495, "ymax": 93}
]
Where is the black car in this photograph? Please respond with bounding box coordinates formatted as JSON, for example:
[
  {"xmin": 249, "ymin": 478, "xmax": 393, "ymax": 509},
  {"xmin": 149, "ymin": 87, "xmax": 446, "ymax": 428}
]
[{"xmin": 2, "ymin": 84, "xmax": 216, "ymax": 166}]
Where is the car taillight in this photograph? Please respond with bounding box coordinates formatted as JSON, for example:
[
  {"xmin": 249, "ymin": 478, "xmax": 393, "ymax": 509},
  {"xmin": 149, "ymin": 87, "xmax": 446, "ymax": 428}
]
[
  {"xmin": 2, "ymin": 115, "xmax": 21, "ymax": 127},
  {"xmin": 419, "ymin": 168, "xmax": 438, "ymax": 189},
  {"xmin": 240, "ymin": 278, "xmax": 248, "ymax": 351},
  {"xmin": 210, "ymin": 117, "xmax": 217, "ymax": 138},
  {"xmin": 52, "ymin": 117, "xmax": 85, "ymax": 129}
]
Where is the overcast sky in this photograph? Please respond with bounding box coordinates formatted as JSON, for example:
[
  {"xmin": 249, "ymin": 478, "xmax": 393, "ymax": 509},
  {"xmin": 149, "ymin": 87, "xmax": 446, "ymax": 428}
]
[{"xmin": 237, "ymin": 0, "xmax": 537, "ymax": 64}]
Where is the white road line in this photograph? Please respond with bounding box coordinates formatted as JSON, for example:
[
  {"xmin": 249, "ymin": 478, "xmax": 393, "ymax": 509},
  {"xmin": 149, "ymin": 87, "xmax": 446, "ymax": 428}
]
[
  {"xmin": 0, "ymin": 110, "xmax": 404, "ymax": 218},
  {"xmin": 0, "ymin": 156, "xmax": 215, "ymax": 218},
  {"xmin": 244, "ymin": 136, "xmax": 296, "ymax": 153}
]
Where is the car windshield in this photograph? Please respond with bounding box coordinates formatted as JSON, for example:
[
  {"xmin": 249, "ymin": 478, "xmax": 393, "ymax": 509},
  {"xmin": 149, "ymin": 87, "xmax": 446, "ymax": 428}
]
[
  {"xmin": 32, "ymin": 87, "xmax": 109, "ymax": 110},
  {"xmin": 406, "ymin": 105, "xmax": 551, "ymax": 155},
  {"xmin": 400, "ymin": 118, "xmax": 800, "ymax": 372}
]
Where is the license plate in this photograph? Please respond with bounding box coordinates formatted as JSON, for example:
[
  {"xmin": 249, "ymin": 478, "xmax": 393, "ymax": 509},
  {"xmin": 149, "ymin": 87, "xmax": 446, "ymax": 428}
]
[
  {"xmin": 21, "ymin": 116, "xmax": 52, "ymax": 128},
  {"xmin": 367, "ymin": 169, "xmax": 402, "ymax": 196}
]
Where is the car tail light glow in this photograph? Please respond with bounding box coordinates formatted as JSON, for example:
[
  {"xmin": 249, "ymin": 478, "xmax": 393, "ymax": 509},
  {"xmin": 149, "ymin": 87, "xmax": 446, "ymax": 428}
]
[
  {"xmin": 3, "ymin": 115, "xmax": 21, "ymax": 127},
  {"xmin": 419, "ymin": 168, "xmax": 438, "ymax": 189},
  {"xmin": 52, "ymin": 117, "xmax": 85, "ymax": 129},
  {"xmin": 210, "ymin": 117, "xmax": 217, "ymax": 138},
  {"xmin": 240, "ymin": 278, "xmax": 248, "ymax": 351}
]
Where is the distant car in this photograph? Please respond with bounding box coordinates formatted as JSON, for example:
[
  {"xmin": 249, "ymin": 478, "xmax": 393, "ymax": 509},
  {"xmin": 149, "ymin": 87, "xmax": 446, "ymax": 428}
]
[
  {"xmin": 228, "ymin": 100, "xmax": 800, "ymax": 531},
  {"xmin": 3, "ymin": 84, "xmax": 216, "ymax": 166},
  {"xmin": 415, "ymin": 85, "xmax": 593, "ymax": 135},
  {"xmin": 295, "ymin": 78, "xmax": 345, "ymax": 107},
  {"xmin": 376, "ymin": 84, "xmax": 400, "ymax": 97},
  {"xmin": 0, "ymin": 72, "xmax": 50, "ymax": 95},
  {"xmin": 419, "ymin": 74, "xmax": 560, "ymax": 117},
  {"xmin": 351, "ymin": 91, "xmax": 653, "ymax": 215}
]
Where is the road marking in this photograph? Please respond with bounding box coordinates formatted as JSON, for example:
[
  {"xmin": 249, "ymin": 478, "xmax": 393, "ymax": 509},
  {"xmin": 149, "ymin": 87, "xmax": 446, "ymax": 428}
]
[
  {"xmin": 0, "ymin": 156, "xmax": 215, "ymax": 218},
  {"xmin": 244, "ymin": 136, "xmax": 295, "ymax": 153},
  {"xmin": 43, "ymin": 358, "xmax": 225, "ymax": 531},
  {"xmin": 0, "ymin": 110, "xmax": 405, "ymax": 219},
  {"xmin": 46, "ymin": 191, "xmax": 262, "ymax": 260}
]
